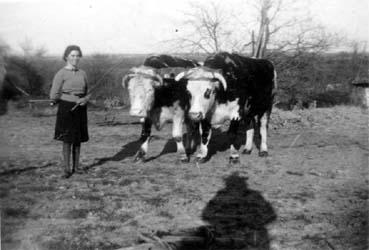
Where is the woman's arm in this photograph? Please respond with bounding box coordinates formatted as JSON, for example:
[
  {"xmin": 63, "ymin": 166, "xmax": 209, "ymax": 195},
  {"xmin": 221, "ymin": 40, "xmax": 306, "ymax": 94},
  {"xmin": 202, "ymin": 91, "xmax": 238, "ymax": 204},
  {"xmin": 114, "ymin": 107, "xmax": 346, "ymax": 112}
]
[
  {"xmin": 77, "ymin": 70, "xmax": 90, "ymax": 106},
  {"xmin": 49, "ymin": 70, "xmax": 64, "ymax": 103}
]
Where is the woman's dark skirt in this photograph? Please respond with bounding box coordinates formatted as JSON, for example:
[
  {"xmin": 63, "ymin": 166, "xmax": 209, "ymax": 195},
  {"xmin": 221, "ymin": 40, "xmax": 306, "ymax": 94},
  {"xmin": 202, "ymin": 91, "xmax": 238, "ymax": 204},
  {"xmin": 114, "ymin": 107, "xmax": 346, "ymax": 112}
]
[{"xmin": 54, "ymin": 100, "xmax": 89, "ymax": 144}]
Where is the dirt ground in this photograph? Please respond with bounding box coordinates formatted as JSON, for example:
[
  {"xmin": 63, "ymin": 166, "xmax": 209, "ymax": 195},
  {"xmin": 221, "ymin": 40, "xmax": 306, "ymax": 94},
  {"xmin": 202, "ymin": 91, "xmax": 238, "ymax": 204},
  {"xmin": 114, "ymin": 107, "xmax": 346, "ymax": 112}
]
[{"xmin": 0, "ymin": 104, "xmax": 368, "ymax": 250}]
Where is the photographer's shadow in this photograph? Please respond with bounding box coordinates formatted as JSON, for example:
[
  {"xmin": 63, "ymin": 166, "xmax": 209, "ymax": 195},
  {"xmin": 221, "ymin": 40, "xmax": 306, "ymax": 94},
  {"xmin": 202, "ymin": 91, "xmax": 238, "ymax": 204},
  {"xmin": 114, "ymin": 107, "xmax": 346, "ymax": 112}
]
[{"xmin": 178, "ymin": 172, "xmax": 277, "ymax": 249}]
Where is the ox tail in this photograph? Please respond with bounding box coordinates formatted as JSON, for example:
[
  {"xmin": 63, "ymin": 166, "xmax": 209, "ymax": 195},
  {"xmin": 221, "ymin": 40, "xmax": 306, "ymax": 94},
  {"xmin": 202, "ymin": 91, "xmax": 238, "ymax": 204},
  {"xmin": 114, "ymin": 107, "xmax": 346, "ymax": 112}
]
[
  {"xmin": 272, "ymin": 69, "xmax": 278, "ymax": 107},
  {"xmin": 273, "ymin": 70, "xmax": 278, "ymax": 91}
]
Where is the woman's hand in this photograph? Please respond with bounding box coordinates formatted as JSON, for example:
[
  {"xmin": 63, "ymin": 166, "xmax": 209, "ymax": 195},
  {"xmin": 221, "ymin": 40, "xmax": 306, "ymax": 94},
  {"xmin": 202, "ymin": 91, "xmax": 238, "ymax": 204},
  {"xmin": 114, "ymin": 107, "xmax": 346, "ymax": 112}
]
[
  {"xmin": 76, "ymin": 95, "xmax": 90, "ymax": 106},
  {"xmin": 50, "ymin": 100, "xmax": 58, "ymax": 106},
  {"xmin": 76, "ymin": 97, "xmax": 88, "ymax": 106}
]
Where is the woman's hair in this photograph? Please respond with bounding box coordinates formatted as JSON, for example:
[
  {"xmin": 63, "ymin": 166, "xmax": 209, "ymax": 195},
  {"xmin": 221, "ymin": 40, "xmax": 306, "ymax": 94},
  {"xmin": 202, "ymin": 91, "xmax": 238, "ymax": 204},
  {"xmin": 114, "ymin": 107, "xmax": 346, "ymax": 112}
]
[{"xmin": 63, "ymin": 45, "xmax": 83, "ymax": 61}]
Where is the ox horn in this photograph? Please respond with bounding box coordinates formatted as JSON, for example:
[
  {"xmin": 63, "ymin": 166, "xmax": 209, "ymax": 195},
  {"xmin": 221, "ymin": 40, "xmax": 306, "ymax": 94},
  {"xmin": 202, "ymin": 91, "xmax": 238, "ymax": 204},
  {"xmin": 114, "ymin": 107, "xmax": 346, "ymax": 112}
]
[
  {"xmin": 174, "ymin": 71, "xmax": 187, "ymax": 82},
  {"xmin": 213, "ymin": 72, "xmax": 227, "ymax": 91},
  {"xmin": 122, "ymin": 73, "xmax": 135, "ymax": 88}
]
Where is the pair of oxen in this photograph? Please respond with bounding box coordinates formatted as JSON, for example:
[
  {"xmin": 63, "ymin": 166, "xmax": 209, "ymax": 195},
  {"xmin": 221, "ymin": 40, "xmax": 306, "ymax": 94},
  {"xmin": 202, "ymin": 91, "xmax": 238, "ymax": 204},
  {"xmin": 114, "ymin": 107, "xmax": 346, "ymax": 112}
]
[{"xmin": 122, "ymin": 53, "xmax": 276, "ymax": 163}]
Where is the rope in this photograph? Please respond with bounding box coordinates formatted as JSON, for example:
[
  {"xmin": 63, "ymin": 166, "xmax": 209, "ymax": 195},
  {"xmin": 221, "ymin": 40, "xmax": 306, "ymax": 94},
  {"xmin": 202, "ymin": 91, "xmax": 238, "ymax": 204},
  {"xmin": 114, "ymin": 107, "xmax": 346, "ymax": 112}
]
[{"xmin": 71, "ymin": 58, "xmax": 130, "ymax": 111}]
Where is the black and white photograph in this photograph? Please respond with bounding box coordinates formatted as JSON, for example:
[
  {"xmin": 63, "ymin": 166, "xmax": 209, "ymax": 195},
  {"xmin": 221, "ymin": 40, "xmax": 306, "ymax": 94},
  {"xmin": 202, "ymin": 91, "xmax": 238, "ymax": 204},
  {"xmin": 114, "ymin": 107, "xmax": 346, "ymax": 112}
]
[{"xmin": 0, "ymin": 0, "xmax": 368, "ymax": 249}]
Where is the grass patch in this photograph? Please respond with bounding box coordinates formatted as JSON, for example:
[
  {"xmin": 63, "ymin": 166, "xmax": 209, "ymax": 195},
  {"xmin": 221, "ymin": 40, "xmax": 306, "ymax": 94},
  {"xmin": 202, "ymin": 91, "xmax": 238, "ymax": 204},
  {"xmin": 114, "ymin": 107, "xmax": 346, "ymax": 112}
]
[
  {"xmin": 64, "ymin": 209, "xmax": 89, "ymax": 219},
  {"xmin": 101, "ymin": 179, "xmax": 116, "ymax": 186},
  {"xmin": 4, "ymin": 207, "xmax": 29, "ymax": 217},
  {"xmin": 158, "ymin": 210, "xmax": 175, "ymax": 219},
  {"xmin": 118, "ymin": 179, "xmax": 137, "ymax": 186},
  {"xmin": 75, "ymin": 193, "xmax": 103, "ymax": 202},
  {"xmin": 0, "ymin": 188, "xmax": 9, "ymax": 198},
  {"xmin": 20, "ymin": 185, "xmax": 57, "ymax": 192},
  {"xmin": 143, "ymin": 196, "xmax": 167, "ymax": 207},
  {"xmin": 42, "ymin": 238, "xmax": 122, "ymax": 250},
  {"xmin": 119, "ymin": 214, "xmax": 135, "ymax": 223}
]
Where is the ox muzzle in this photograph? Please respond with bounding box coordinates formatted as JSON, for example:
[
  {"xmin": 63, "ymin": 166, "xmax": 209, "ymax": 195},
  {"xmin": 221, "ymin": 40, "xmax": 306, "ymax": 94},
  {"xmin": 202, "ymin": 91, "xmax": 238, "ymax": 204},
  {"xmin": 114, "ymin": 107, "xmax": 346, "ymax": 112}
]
[
  {"xmin": 188, "ymin": 111, "xmax": 203, "ymax": 121},
  {"xmin": 129, "ymin": 108, "xmax": 148, "ymax": 118}
]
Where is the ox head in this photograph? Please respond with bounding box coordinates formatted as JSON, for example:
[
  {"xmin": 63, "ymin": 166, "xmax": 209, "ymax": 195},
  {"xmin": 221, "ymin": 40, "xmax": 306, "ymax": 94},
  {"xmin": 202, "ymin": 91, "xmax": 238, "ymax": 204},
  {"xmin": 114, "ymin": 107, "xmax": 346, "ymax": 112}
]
[
  {"xmin": 175, "ymin": 67, "xmax": 227, "ymax": 121},
  {"xmin": 122, "ymin": 66, "xmax": 163, "ymax": 117}
]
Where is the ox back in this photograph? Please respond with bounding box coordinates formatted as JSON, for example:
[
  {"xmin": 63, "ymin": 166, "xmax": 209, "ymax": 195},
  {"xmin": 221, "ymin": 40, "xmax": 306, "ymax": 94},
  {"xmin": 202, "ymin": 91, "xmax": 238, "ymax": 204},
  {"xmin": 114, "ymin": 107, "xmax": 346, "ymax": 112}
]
[
  {"xmin": 143, "ymin": 54, "xmax": 198, "ymax": 125},
  {"xmin": 144, "ymin": 55, "xmax": 199, "ymax": 69}
]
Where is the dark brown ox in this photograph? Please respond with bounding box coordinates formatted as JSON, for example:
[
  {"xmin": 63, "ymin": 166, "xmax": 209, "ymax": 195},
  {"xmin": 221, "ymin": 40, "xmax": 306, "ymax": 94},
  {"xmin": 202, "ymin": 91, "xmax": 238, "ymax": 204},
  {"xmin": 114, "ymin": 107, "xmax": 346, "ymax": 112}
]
[
  {"xmin": 176, "ymin": 52, "xmax": 276, "ymax": 163},
  {"xmin": 0, "ymin": 60, "xmax": 30, "ymax": 115}
]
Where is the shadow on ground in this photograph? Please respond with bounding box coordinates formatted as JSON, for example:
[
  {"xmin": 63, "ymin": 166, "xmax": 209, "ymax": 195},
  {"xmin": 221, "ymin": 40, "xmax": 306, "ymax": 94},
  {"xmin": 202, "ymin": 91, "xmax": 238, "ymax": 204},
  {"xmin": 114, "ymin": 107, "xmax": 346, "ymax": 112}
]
[
  {"xmin": 86, "ymin": 136, "xmax": 180, "ymax": 169},
  {"xmin": 176, "ymin": 171, "xmax": 277, "ymax": 250},
  {"xmin": 86, "ymin": 139, "xmax": 143, "ymax": 169},
  {"xmin": 204, "ymin": 124, "xmax": 261, "ymax": 162}
]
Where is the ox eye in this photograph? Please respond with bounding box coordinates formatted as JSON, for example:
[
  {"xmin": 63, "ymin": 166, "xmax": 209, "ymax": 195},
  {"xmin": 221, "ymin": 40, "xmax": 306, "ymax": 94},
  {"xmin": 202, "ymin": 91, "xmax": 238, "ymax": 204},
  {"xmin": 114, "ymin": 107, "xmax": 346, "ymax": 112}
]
[
  {"xmin": 185, "ymin": 89, "xmax": 192, "ymax": 98},
  {"xmin": 204, "ymin": 88, "xmax": 212, "ymax": 99}
]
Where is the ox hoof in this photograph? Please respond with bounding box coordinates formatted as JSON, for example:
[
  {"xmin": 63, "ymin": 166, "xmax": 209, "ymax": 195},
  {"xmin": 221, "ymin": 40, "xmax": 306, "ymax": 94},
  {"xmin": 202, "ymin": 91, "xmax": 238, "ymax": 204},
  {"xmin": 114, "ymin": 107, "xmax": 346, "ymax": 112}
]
[
  {"xmin": 62, "ymin": 171, "xmax": 73, "ymax": 179},
  {"xmin": 180, "ymin": 155, "xmax": 190, "ymax": 163},
  {"xmin": 242, "ymin": 149, "xmax": 252, "ymax": 155},
  {"xmin": 229, "ymin": 156, "xmax": 240, "ymax": 164},
  {"xmin": 258, "ymin": 151, "xmax": 268, "ymax": 157},
  {"xmin": 196, "ymin": 157, "xmax": 207, "ymax": 164},
  {"xmin": 133, "ymin": 151, "xmax": 146, "ymax": 162}
]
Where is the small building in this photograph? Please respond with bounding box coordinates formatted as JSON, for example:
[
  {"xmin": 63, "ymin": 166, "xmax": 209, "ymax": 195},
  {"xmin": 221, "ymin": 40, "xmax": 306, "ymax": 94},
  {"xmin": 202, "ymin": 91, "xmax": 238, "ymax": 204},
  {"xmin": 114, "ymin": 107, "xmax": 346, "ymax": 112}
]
[{"xmin": 351, "ymin": 77, "xmax": 369, "ymax": 108}]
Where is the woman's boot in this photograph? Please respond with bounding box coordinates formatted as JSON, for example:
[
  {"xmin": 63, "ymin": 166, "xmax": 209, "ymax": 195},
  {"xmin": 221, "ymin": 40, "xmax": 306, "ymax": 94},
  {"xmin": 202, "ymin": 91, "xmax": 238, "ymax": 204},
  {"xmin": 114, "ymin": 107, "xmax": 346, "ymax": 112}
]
[
  {"xmin": 72, "ymin": 143, "xmax": 84, "ymax": 174},
  {"xmin": 62, "ymin": 142, "xmax": 72, "ymax": 178}
]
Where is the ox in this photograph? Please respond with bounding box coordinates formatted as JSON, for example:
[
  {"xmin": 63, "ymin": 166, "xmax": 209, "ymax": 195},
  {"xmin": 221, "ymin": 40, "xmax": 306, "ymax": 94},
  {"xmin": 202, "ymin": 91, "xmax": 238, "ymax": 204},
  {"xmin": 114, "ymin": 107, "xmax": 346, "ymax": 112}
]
[
  {"xmin": 175, "ymin": 52, "xmax": 276, "ymax": 163},
  {"xmin": 122, "ymin": 55, "xmax": 198, "ymax": 162},
  {"xmin": 0, "ymin": 62, "xmax": 30, "ymax": 115}
]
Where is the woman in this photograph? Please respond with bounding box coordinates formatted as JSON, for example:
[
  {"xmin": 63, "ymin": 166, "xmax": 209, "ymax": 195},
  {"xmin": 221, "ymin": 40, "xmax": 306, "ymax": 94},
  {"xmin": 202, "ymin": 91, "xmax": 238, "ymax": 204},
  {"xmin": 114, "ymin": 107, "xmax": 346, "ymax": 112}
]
[{"xmin": 50, "ymin": 45, "xmax": 90, "ymax": 178}]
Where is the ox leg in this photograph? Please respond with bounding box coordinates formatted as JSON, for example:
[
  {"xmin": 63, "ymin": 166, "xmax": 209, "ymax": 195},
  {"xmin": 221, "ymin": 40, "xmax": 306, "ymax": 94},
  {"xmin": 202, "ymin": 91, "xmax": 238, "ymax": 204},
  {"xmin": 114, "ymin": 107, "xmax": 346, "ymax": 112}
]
[
  {"xmin": 172, "ymin": 111, "xmax": 189, "ymax": 163},
  {"xmin": 258, "ymin": 113, "xmax": 269, "ymax": 157},
  {"xmin": 228, "ymin": 119, "xmax": 240, "ymax": 164},
  {"xmin": 242, "ymin": 117, "xmax": 255, "ymax": 154},
  {"xmin": 196, "ymin": 120, "xmax": 211, "ymax": 163},
  {"xmin": 134, "ymin": 118, "xmax": 152, "ymax": 162},
  {"xmin": 184, "ymin": 120, "xmax": 200, "ymax": 156}
]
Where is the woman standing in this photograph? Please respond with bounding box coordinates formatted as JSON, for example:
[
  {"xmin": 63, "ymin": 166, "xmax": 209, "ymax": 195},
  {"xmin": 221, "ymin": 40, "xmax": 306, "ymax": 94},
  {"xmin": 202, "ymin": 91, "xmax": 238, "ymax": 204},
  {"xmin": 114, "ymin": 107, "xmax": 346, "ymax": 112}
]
[{"xmin": 50, "ymin": 45, "xmax": 90, "ymax": 178}]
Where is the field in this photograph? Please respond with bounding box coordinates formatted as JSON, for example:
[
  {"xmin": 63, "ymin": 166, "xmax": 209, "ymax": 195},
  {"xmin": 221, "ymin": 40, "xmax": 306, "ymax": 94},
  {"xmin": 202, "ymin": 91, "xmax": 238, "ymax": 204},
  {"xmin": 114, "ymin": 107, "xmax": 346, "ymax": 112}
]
[{"xmin": 0, "ymin": 104, "xmax": 368, "ymax": 250}]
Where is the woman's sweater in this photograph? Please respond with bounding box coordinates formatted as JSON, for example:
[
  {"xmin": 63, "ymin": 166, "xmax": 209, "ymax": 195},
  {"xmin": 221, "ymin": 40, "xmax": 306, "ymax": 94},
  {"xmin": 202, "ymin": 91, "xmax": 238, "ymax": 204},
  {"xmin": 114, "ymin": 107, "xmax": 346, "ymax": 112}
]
[{"xmin": 50, "ymin": 68, "xmax": 88, "ymax": 102}]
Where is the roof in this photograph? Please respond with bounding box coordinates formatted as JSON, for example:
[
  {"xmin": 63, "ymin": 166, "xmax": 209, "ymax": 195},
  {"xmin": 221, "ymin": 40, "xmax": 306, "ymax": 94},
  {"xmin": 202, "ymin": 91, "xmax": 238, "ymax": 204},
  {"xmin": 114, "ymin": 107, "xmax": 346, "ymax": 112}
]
[{"xmin": 352, "ymin": 77, "xmax": 369, "ymax": 87}]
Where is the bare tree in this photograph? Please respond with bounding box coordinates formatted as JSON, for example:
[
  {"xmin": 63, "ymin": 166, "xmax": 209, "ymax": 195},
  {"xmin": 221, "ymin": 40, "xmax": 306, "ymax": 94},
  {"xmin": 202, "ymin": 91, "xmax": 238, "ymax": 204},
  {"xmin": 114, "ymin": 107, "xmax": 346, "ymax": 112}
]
[
  {"xmin": 168, "ymin": 1, "xmax": 235, "ymax": 54},
  {"xmin": 0, "ymin": 38, "xmax": 10, "ymax": 57},
  {"xmin": 168, "ymin": 0, "xmax": 338, "ymax": 58},
  {"xmin": 253, "ymin": 0, "xmax": 273, "ymax": 58},
  {"xmin": 249, "ymin": 0, "xmax": 340, "ymax": 58},
  {"xmin": 350, "ymin": 41, "xmax": 368, "ymax": 81},
  {"xmin": 19, "ymin": 37, "xmax": 34, "ymax": 57},
  {"xmin": 0, "ymin": 38, "xmax": 9, "ymax": 84},
  {"xmin": 19, "ymin": 38, "xmax": 48, "ymax": 58}
]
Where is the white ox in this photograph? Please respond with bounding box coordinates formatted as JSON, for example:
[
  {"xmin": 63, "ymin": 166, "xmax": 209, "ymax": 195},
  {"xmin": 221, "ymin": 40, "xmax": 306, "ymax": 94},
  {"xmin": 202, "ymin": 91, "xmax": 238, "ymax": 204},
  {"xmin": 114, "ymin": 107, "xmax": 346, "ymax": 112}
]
[{"xmin": 122, "ymin": 66, "xmax": 189, "ymax": 162}]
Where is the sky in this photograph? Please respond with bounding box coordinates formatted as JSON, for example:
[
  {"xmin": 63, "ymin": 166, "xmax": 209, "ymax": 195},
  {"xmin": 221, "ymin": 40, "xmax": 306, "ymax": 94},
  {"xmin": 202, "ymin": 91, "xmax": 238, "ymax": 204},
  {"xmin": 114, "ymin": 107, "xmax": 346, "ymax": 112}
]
[{"xmin": 0, "ymin": 0, "xmax": 368, "ymax": 55}]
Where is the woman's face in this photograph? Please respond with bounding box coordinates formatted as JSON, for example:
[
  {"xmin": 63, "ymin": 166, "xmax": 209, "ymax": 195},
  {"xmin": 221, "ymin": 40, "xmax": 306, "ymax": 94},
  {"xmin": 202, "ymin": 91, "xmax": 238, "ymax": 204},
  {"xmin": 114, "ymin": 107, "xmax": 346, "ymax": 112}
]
[{"xmin": 66, "ymin": 50, "xmax": 81, "ymax": 67}]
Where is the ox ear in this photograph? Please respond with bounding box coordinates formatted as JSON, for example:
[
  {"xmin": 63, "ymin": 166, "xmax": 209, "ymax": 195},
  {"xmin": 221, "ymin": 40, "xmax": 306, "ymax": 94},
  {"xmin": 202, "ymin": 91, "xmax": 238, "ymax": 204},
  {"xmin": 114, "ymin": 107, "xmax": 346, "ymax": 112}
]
[
  {"xmin": 122, "ymin": 74, "xmax": 135, "ymax": 88},
  {"xmin": 213, "ymin": 72, "xmax": 227, "ymax": 91}
]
